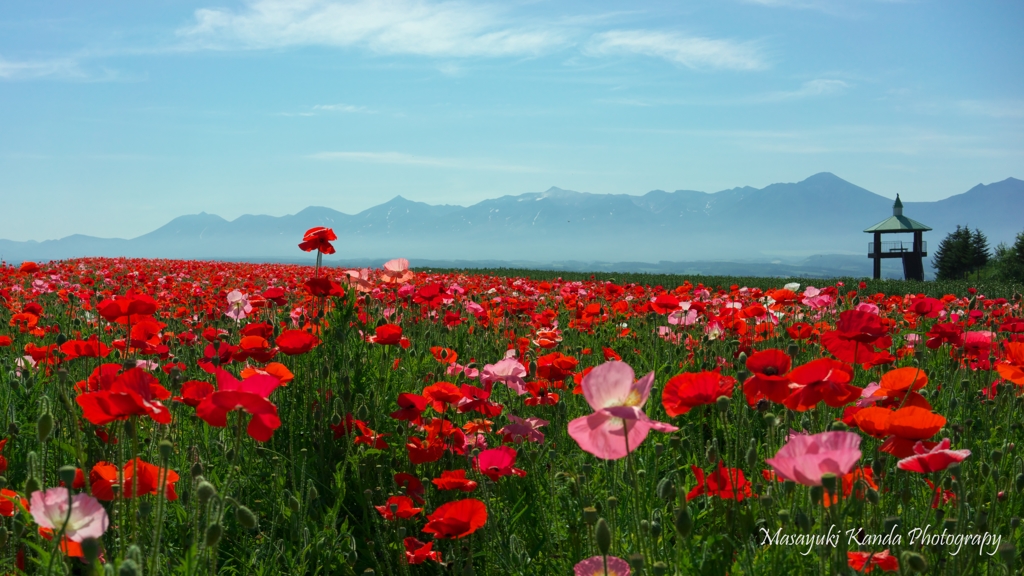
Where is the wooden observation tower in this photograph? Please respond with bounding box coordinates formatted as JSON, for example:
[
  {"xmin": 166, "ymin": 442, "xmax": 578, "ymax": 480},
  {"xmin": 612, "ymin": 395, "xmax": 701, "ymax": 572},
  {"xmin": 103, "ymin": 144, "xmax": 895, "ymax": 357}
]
[{"xmin": 865, "ymin": 195, "xmax": 931, "ymax": 281}]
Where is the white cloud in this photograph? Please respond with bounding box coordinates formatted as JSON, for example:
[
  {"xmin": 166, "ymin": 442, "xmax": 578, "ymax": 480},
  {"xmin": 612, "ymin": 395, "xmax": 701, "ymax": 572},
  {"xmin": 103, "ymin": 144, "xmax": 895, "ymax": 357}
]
[
  {"xmin": 311, "ymin": 150, "xmax": 543, "ymax": 172},
  {"xmin": 758, "ymin": 78, "xmax": 848, "ymax": 101},
  {"xmin": 177, "ymin": 0, "xmax": 567, "ymax": 57},
  {"xmin": 956, "ymin": 99, "xmax": 1024, "ymax": 119},
  {"xmin": 585, "ymin": 30, "xmax": 766, "ymax": 71},
  {"xmin": 313, "ymin": 103, "xmax": 372, "ymax": 113},
  {"xmin": 0, "ymin": 55, "xmax": 84, "ymax": 80}
]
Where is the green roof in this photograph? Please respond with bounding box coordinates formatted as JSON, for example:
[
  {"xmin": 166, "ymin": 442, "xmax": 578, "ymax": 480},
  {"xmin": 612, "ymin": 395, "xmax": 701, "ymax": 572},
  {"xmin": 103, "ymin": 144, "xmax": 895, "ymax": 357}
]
[{"xmin": 864, "ymin": 215, "xmax": 932, "ymax": 233}]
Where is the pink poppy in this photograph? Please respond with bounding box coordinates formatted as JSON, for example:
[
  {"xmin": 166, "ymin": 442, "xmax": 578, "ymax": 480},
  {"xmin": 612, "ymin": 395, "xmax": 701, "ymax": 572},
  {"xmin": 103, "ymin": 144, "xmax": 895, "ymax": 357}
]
[
  {"xmin": 896, "ymin": 438, "xmax": 971, "ymax": 473},
  {"xmin": 481, "ymin": 357, "xmax": 528, "ymax": 395},
  {"xmin": 567, "ymin": 361, "xmax": 678, "ymax": 460},
  {"xmin": 766, "ymin": 431, "xmax": 862, "ymax": 486},
  {"xmin": 499, "ymin": 415, "xmax": 548, "ymax": 444},
  {"xmin": 30, "ymin": 488, "xmax": 108, "ymax": 542},
  {"xmin": 574, "ymin": 555, "xmax": 631, "ymax": 575}
]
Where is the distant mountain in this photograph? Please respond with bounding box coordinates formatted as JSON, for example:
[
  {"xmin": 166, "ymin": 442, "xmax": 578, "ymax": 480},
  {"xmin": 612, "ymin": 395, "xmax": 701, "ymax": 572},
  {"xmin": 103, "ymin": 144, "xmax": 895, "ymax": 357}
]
[{"xmin": 2, "ymin": 173, "xmax": 1021, "ymax": 279}]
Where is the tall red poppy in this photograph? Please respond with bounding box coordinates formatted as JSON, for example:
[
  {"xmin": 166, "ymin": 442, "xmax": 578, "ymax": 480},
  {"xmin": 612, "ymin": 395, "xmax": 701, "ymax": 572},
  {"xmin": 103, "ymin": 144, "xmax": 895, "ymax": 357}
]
[
  {"xmin": 298, "ymin": 227, "xmax": 337, "ymax": 254},
  {"xmin": 662, "ymin": 370, "xmax": 736, "ymax": 416},
  {"xmin": 76, "ymin": 367, "xmax": 172, "ymax": 425},
  {"xmin": 782, "ymin": 358, "xmax": 861, "ymax": 412},
  {"xmin": 422, "ymin": 499, "xmax": 487, "ymax": 539}
]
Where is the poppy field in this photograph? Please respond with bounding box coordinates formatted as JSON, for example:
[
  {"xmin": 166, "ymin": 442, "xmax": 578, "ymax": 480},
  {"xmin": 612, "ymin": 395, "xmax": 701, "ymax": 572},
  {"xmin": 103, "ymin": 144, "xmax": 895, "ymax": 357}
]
[{"xmin": 1, "ymin": 228, "xmax": 1023, "ymax": 575}]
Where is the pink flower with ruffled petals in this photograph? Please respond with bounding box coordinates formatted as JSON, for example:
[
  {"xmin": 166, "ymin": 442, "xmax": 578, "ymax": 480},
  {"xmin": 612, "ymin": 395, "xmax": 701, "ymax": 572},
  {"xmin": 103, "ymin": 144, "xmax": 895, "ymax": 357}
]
[
  {"xmin": 30, "ymin": 488, "xmax": 108, "ymax": 542},
  {"xmin": 481, "ymin": 358, "xmax": 528, "ymax": 395},
  {"xmin": 567, "ymin": 361, "xmax": 678, "ymax": 460},
  {"xmin": 574, "ymin": 555, "xmax": 631, "ymax": 576},
  {"xmin": 766, "ymin": 431, "xmax": 862, "ymax": 486}
]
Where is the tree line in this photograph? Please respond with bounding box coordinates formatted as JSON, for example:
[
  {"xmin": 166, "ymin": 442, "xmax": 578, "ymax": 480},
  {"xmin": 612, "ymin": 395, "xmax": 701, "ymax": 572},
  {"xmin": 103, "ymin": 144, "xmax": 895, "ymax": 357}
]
[{"xmin": 933, "ymin": 225, "xmax": 1024, "ymax": 281}]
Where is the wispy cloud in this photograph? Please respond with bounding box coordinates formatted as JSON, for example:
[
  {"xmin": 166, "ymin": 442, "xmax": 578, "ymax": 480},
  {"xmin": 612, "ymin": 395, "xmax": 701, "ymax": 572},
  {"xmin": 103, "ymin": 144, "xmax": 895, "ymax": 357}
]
[
  {"xmin": 177, "ymin": 0, "xmax": 567, "ymax": 57},
  {"xmin": 584, "ymin": 30, "xmax": 766, "ymax": 71},
  {"xmin": 311, "ymin": 151, "xmax": 544, "ymax": 172},
  {"xmin": 956, "ymin": 99, "xmax": 1024, "ymax": 119},
  {"xmin": 740, "ymin": 0, "xmax": 913, "ymax": 15},
  {"xmin": 313, "ymin": 103, "xmax": 373, "ymax": 113},
  {"xmin": 0, "ymin": 55, "xmax": 83, "ymax": 80},
  {"xmin": 755, "ymin": 78, "xmax": 848, "ymax": 101}
]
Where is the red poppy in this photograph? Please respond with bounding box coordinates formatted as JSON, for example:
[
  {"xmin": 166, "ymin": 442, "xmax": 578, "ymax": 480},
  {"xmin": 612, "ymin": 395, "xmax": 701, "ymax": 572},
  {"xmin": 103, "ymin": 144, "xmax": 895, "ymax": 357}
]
[
  {"xmin": 851, "ymin": 407, "xmax": 895, "ymax": 438},
  {"xmin": 430, "ymin": 347, "xmax": 458, "ymax": 364},
  {"xmin": 304, "ymin": 277, "xmax": 346, "ymax": 297},
  {"xmin": 422, "ymin": 499, "xmax": 487, "ymax": 539},
  {"xmin": 535, "ymin": 352, "xmax": 578, "ymax": 381},
  {"xmin": 233, "ymin": 335, "xmax": 278, "ymax": 363},
  {"xmin": 89, "ymin": 459, "xmax": 180, "ymax": 500},
  {"xmin": 432, "ymin": 470, "xmax": 478, "ymax": 492},
  {"xmin": 97, "ymin": 290, "xmax": 157, "ymax": 324},
  {"xmin": 847, "ymin": 550, "xmax": 899, "ymax": 573},
  {"xmin": 240, "ymin": 362, "xmax": 294, "ymax": 385},
  {"xmin": 0, "ymin": 438, "xmax": 7, "ymax": 474},
  {"xmin": 174, "ymin": 380, "xmax": 216, "ymax": 407},
  {"xmin": 404, "ymin": 537, "xmax": 441, "ymax": 565},
  {"xmin": 742, "ymin": 349, "xmax": 791, "ymax": 405},
  {"xmin": 276, "ymin": 329, "xmax": 319, "ymax": 355},
  {"xmin": 194, "ymin": 367, "xmax": 282, "ymax": 442},
  {"xmin": 782, "ymin": 358, "xmax": 861, "ymax": 412},
  {"xmin": 687, "ymin": 462, "xmax": 752, "ymax": 502},
  {"xmin": 76, "ymin": 367, "xmax": 172, "ymax": 425},
  {"xmin": 19, "ymin": 261, "xmax": 40, "ymax": 274},
  {"xmin": 60, "ymin": 336, "xmax": 111, "ymax": 360},
  {"xmin": 662, "ymin": 370, "xmax": 736, "ymax": 417},
  {"xmin": 370, "ymin": 324, "xmax": 408, "ymax": 347},
  {"xmin": 473, "ymin": 446, "xmax": 526, "ymax": 482},
  {"xmin": 0, "ymin": 488, "xmax": 25, "ymax": 517},
  {"xmin": 925, "ymin": 322, "xmax": 963, "ymax": 349},
  {"xmin": 872, "ymin": 367, "xmax": 930, "ymax": 409},
  {"xmin": 391, "ymin": 393, "xmax": 429, "ymax": 425},
  {"xmin": 823, "ymin": 467, "xmax": 877, "ymax": 507},
  {"xmin": 457, "ymin": 384, "xmax": 502, "ymax": 418},
  {"xmin": 263, "ymin": 286, "xmax": 287, "ymax": 306},
  {"xmin": 0, "ymin": 335, "xmax": 11, "ymax": 347},
  {"xmin": 896, "ymin": 438, "xmax": 970, "ymax": 473},
  {"xmin": 394, "ymin": 473, "xmax": 425, "ymax": 504},
  {"xmin": 298, "ymin": 227, "xmax": 337, "ymax": 254},
  {"xmin": 422, "ymin": 382, "xmax": 463, "ymax": 412},
  {"xmin": 650, "ymin": 293, "xmax": 680, "ymax": 314},
  {"xmin": 996, "ymin": 342, "xmax": 1024, "ymax": 385},
  {"xmin": 375, "ymin": 495, "xmax": 422, "ymax": 520},
  {"xmin": 786, "ymin": 322, "xmax": 813, "ymax": 340},
  {"xmin": 406, "ymin": 437, "xmax": 445, "ymax": 465}
]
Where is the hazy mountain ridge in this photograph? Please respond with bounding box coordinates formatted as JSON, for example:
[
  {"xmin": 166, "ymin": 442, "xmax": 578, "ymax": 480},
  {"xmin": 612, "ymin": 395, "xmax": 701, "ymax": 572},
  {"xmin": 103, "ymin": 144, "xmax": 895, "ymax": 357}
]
[{"xmin": 2, "ymin": 173, "xmax": 1021, "ymax": 279}]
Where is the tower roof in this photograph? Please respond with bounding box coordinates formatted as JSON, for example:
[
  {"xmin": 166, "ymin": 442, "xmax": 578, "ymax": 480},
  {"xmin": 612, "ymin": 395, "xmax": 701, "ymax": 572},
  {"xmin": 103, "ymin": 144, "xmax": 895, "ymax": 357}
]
[{"xmin": 865, "ymin": 194, "xmax": 930, "ymax": 233}]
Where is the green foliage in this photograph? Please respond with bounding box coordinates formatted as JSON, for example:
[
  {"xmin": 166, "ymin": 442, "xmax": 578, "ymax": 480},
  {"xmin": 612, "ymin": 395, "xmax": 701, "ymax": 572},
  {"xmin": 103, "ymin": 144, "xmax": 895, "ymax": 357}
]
[{"xmin": 990, "ymin": 231, "xmax": 1024, "ymax": 282}]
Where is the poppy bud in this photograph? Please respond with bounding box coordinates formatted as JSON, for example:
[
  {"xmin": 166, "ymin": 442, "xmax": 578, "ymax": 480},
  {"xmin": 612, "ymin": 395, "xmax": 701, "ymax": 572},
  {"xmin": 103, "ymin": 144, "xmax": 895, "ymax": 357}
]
[
  {"xmin": 777, "ymin": 509, "xmax": 790, "ymax": 524},
  {"xmin": 998, "ymin": 542, "xmax": 1016, "ymax": 568},
  {"xmin": 810, "ymin": 486, "xmax": 823, "ymax": 506},
  {"xmin": 197, "ymin": 481, "xmax": 216, "ymax": 505},
  {"xmin": 654, "ymin": 442, "xmax": 665, "ymax": 456},
  {"xmin": 783, "ymin": 480, "xmax": 795, "ymax": 496},
  {"xmin": 657, "ymin": 478, "xmax": 675, "ymax": 501},
  {"xmin": 674, "ymin": 506, "xmax": 692, "ymax": 537},
  {"xmin": 1011, "ymin": 517, "xmax": 1021, "ymax": 529},
  {"xmin": 331, "ymin": 413, "xmax": 342, "ymax": 427},
  {"xmin": 829, "ymin": 421, "xmax": 848, "ymax": 432},
  {"xmin": 138, "ymin": 501, "xmax": 152, "ymax": 518},
  {"xmin": 669, "ymin": 435, "xmax": 682, "ymax": 450},
  {"xmin": 795, "ymin": 509, "xmax": 811, "ymax": 532},
  {"xmin": 821, "ymin": 473, "xmax": 838, "ymax": 494},
  {"xmin": 650, "ymin": 521, "xmax": 662, "ymax": 539},
  {"xmin": 799, "ymin": 415, "xmax": 811, "ymax": 431},
  {"xmin": 705, "ymin": 443, "xmax": 718, "ymax": 465},
  {"xmin": 191, "ymin": 461, "xmax": 204, "ymax": 479},
  {"xmin": 715, "ymin": 395, "xmax": 730, "ymax": 413},
  {"xmin": 7, "ymin": 422, "xmax": 18, "ymax": 436},
  {"xmin": 36, "ymin": 411, "xmax": 54, "ymax": 444},
  {"xmin": 582, "ymin": 463, "xmax": 593, "ymax": 476},
  {"xmin": 0, "ymin": 477, "xmax": 6, "ymax": 489},
  {"xmin": 867, "ymin": 488, "xmax": 879, "ymax": 505},
  {"xmin": 759, "ymin": 494, "xmax": 774, "ymax": 507},
  {"xmin": 871, "ymin": 458, "xmax": 885, "ymax": 477},
  {"xmin": 1016, "ymin": 473, "xmax": 1024, "ymax": 493},
  {"xmin": 58, "ymin": 465, "xmax": 77, "ymax": 488},
  {"xmin": 949, "ymin": 397, "xmax": 958, "ymax": 411},
  {"xmin": 159, "ymin": 440, "xmax": 174, "ymax": 460},
  {"xmin": 990, "ymin": 449, "xmax": 1003, "ymax": 464},
  {"xmin": 900, "ymin": 487, "xmax": 912, "ymax": 504},
  {"xmin": 883, "ymin": 516, "xmax": 900, "ymax": 534},
  {"xmin": 25, "ymin": 476, "xmax": 41, "ymax": 495},
  {"xmin": 652, "ymin": 561, "xmax": 668, "ymax": 576},
  {"xmin": 583, "ymin": 507, "xmax": 598, "ymax": 525},
  {"xmin": 363, "ymin": 570, "xmax": 375, "ymax": 576},
  {"xmin": 981, "ymin": 462, "xmax": 991, "ymax": 477},
  {"xmin": 236, "ymin": 505, "xmax": 258, "ymax": 530},
  {"xmin": 289, "ymin": 494, "xmax": 301, "ymax": 512},
  {"xmin": 595, "ymin": 518, "xmax": 612, "ymax": 555},
  {"xmin": 119, "ymin": 559, "xmax": 140, "ymax": 576},
  {"xmin": 763, "ymin": 412, "xmax": 777, "ymax": 427},
  {"xmin": 640, "ymin": 519, "xmax": 650, "ymax": 535},
  {"xmin": 787, "ymin": 342, "xmax": 799, "ymax": 357},
  {"xmin": 0, "ymin": 527, "xmax": 7, "ymax": 549},
  {"xmin": 629, "ymin": 554, "xmax": 645, "ymax": 571},
  {"xmin": 736, "ymin": 370, "xmax": 750, "ymax": 383},
  {"xmin": 746, "ymin": 444, "xmax": 758, "ymax": 468},
  {"xmin": 606, "ymin": 496, "xmax": 619, "ymax": 510},
  {"xmin": 901, "ymin": 551, "xmax": 927, "ymax": 573},
  {"xmin": 943, "ymin": 518, "xmax": 958, "ymax": 532},
  {"xmin": 205, "ymin": 523, "xmax": 223, "ymax": 547}
]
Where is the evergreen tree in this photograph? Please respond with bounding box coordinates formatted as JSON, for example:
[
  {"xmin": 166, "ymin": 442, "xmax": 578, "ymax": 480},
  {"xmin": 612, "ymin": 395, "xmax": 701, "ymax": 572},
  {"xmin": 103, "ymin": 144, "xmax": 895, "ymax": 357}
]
[
  {"xmin": 933, "ymin": 226, "xmax": 975, "ymax": 280},
  {"xmin": 1001, "ymin": 230, "xmax": 1024, "ymax": 282},
  {"xmin": 969, "ymin": 228, "xmax": 991, "ymax": 273}
]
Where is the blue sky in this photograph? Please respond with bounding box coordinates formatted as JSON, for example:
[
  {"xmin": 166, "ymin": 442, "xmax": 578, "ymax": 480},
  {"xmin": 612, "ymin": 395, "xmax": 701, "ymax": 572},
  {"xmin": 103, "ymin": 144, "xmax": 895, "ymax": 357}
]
[{"xmin": 1, "ymin": 0, "xmax": 1021, "ymax": 242}]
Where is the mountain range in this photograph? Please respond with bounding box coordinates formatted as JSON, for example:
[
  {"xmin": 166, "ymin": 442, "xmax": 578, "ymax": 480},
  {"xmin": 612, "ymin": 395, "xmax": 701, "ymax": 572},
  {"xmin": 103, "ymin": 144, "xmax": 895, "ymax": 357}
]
[{"xmin": 2, "ymin": 173, "xmax": 1022, "ymax": 278}]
